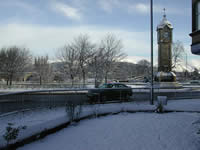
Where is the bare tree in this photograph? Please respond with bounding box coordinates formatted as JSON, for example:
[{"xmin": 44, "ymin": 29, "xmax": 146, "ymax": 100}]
[
  {"xmin": 89, "ymin": 47, "xmax": 105, "ymax": 87},
  {"xmin": 71, "ymin": 34, "xmax": 96, "ymax": 87},
  {"xmin": 111, "ymin": 62, "xmax": 131, "ymax": 81},
  {"xmin": 34, "ymin": 55, "xmax": 52, "ymax": 85},
  {"xmin": 136, "ymin": 59, "xmax": 151, "ymax": 76},
  {"xmin": 172, "ymin": 40, "xmax": 185, "ymax": 70},
  {"xmin": 0, "ymin": 46, "xmax": 32, "ymax": 85},
  {"xmin": 100, "ymin": 34, "xmax": 126, "ymax": 83},
  {"xmin": 192, "ymin": 68, "xmax": 200, "ymax": 80},
  {"xmin": 0, "ymin": 49, "xmax": 6, "ymax": 73},
  {"xmin": 57, "ymin": 33, "xmax": 126, "ymax": 87},
  {"xmin": 57, "ymin": 44, "xmax": 79, "ymax": 87}
]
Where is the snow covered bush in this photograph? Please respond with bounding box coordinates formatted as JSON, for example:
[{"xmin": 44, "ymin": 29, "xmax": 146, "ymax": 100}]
[
  {"xmin": 65, "ymin": 101, "xmax": 82, "ymax": 123},
  {"xmin": 156, "ymin": 96, "xmax": 167, "ymax": 113},
  {"xmin": 91, "ymin": 104, "xmax": 100, "ymax": 118},
  {"xmin": 156, "ymin": 102, "xmax": 164, "ymax": 113},
  {"xmin": 120, "ymin": 103, "xmax": 127, "ymax": 113},
  {"xmin": 3, "ymin": 123, "xmax": 27, "ymax": 145},
  {"xmin": 3, "ymin": 123, "xmax": 19, "ymax": 145}
]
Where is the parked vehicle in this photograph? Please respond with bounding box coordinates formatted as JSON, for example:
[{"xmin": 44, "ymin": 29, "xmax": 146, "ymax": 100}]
[
  {"xmin": 190, "ymin": 80, "xmax": 200, "ymax": 85},
  {"xmin": 87, "ymin": 83, "xmax": 132, "ymax": 103}
]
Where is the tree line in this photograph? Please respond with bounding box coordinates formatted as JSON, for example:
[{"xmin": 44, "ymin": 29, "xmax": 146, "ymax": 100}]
[
  {"xmin": 0, "ymin": 34, "xmax": 126, "ymax": 87},
  {"xmin": 0, "ymin": 34, "xmax": 196, "ymax": 86}
]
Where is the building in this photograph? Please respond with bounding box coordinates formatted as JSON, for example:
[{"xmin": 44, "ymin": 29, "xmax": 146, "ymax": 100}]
[{"xmin": 190, "ymin": 0, "xmax": 200, "ymax": 55}]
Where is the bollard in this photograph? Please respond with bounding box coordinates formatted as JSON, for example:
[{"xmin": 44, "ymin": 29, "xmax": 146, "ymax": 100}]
[{"xmin": 157, "ymin": 96, "xmax": 167, "ymax": 105}]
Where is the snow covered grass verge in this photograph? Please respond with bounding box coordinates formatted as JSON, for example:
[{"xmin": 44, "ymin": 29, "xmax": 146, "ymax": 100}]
[
  {"xmin": 0, "ymin": 107, "xmax": 68, "ymax": 149},
  {"xmin": 0, "ymin": 102, "xmax": 155, "ymax": 149},
  {"xmin": 1, "ymin": 99, "xmax": 200, "ymax": 149}
]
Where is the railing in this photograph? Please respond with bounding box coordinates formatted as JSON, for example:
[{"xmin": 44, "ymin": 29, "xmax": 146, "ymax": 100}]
[
  {"xmin": 0, "ymin": 86, "xmax": 200, "ymax": 116},
  {"xmin": 132, "ymin": 86, "xmax": 200, "ymax": 101},
  {"xmin": 0, "ymin": 89, "xmax": 88, "ymax": 116},
  {"xmin": 0, "ymin": 82, "xmax": 95, "ymax": 89}
]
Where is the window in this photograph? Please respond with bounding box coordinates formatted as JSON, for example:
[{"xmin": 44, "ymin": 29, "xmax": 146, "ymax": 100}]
[
  {"xmin": 107, "ymin": 84, "xmax": 113, "ymax": 88},
  {"xmin": 196, "ymin": 1, "xmax": 200, "ymax": 30}
]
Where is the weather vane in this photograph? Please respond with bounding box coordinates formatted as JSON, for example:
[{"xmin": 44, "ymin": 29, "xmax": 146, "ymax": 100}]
[{"xmin": 163, "ymin": 8, "xmax": 166, "ymax": 18}]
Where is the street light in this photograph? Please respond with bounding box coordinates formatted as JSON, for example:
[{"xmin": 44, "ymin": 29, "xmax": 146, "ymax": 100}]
[
  {"xmin": 184, "ymin": 51, "xmax": 188, "ymax": 81},
  {"xmin": 150, "ymin": 0, "xmax": 154, "ymax": 105}
]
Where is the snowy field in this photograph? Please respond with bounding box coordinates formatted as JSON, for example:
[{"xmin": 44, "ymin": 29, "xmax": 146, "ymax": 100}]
[
  {"xmin": 18, "ymin": 112, "xmax": 200, "ymax": 150},
  {"xmin": 1, "ymin": 99, "xmax": 200, "ymax": 149}
]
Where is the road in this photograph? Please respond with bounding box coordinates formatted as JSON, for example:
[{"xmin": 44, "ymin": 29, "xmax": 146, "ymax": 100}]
[{"xmin": 1, "ymin": 87, "xmax": 200, "ymax": 115}]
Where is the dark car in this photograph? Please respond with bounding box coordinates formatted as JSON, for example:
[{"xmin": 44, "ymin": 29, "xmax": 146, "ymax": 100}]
[
  {"xmin": 190, "ymin": 80, "xmax": 200, "ymax": 85},
  {"xmin": 87, "ymin": 83, "xmax": 132, "ymax": 103}
]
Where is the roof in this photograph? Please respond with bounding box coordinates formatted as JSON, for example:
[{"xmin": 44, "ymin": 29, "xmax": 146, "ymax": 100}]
[{"xmin": 157, "ymin": 14, "xmax": 173, "ymax": 30}]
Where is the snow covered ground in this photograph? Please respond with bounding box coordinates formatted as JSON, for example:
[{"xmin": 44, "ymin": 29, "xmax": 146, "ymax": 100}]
[
  {"xmin": 18, "ymin": 112, "xmax": 200, "ymax": 150},
  {"xmin": 0, "ymin": 102, "xmax": 155, "ymax": 147},
  {"xmin": 0, "ymin": 99, "xmax": 200, "ymax": 149}
]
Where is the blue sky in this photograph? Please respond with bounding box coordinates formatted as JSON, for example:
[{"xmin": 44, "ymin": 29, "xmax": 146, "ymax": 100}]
[{"xmin": 0, "ymin": 0, "xmax": 199, "ymax": 69}]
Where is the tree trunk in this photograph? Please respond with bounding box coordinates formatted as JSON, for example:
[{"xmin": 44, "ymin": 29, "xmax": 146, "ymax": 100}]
[
  {"xmin": 70, "ymin": 74, "xmax": 74, "ymax": 88},
  {"xmin": 6, "ymin": 79, "xmax": 9, "ymax": 86},
  {"xmin": 9, "ymin": 74, "xmax": 13, "ymax": 86},
  {"xmin": 94, "ymin": 73, "xmax": 98, "ymax": 88},
  {"xmin": 9, "ymin": 80, "xmax": 12, "ymax": 86},
  {"xmin": 83, "ymin": 71, "xmax": 86, "ymax": 88},
  {"xmin": 81, "ymin": 68, "xmax": 86, "ymax": 88},
  {"xmin": 105, "ymin": 72, "xmax": 108, "ymax": 83},
  {"xmin": 39, "ymin": 76, "xmax": 42, "ymax": 85}
]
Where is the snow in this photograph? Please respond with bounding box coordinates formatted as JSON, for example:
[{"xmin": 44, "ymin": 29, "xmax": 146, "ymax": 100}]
[
  {"xmin": 18, "ymin": 113, "xmax": 200, "ymax": 150},
  {"xmin": 0, "ymin": 99, "xmax": 200, "ymax": 149},
  {"xmin": 0, "ymin": 102, "xmax": 155, "ymax": 147},
  {"xmin": 166, "ymin": 99, "xmax": 200, "ymax": 112},
  {"xmin": 0, "ymin": 108, "xmax": 68, "ymax": 147},
  {"xmin": 157, "ymin": 15, "xmax": 173, "ymax": 29}
]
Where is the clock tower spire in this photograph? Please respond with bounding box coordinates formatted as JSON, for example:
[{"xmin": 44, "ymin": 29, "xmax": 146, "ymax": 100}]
[{"xmin": 163, "ymin": 8, "xmax": 166, "ymax": 18}]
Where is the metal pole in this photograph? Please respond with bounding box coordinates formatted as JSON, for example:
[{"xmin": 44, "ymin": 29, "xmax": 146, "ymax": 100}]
[
  {"xmin": 186, "ymin": 53, "xmax": 188, "ymax": 80},
  {"xmin": 150, "ymin": 0, "xmax": 154, "ymax": 105}
]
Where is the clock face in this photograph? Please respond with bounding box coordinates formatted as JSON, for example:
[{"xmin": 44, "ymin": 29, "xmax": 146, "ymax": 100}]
[{"xmin": 163, "ymin": 32, "xmax": 169, "ymax": 39}]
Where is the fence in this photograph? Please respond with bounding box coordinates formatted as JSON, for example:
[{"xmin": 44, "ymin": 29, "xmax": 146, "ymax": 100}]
[
  {"xmin": 132, "ymin": 86, "xmax": 200, "ymax": 101},
  {"xmin": 0, "ymin": 89, "xmax": 88, "ymax": 115},
  {"xmin": 0, "ymin": 86, "xmax": 200, "ymax": 116},
  {"xmin": 0, "ymin": 82, "xmax": 95, "ymax": 89}
]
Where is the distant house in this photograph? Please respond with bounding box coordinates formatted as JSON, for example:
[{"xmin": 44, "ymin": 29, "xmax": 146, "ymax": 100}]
[{"xmin": 190, "ymin": 0, "xmax": 200, "ymax": 55}]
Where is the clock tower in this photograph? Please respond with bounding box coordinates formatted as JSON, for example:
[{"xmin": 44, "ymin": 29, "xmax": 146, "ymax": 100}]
[
  {"xmin": 157, "ymin": 13, "xmax": 173, "ymax": 72},
  {"xmin": 155, "ymin": 11, "xmax": 176, "ymax": 82}
]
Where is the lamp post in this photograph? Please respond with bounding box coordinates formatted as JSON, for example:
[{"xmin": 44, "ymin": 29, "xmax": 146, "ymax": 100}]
[
  {"xmin": 150, "ymin": 0, "xmax": 154, "ymax": 105},
  {"xmin": 185, "ymin": 51, "xmax": 188, "ymax": 81}
]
